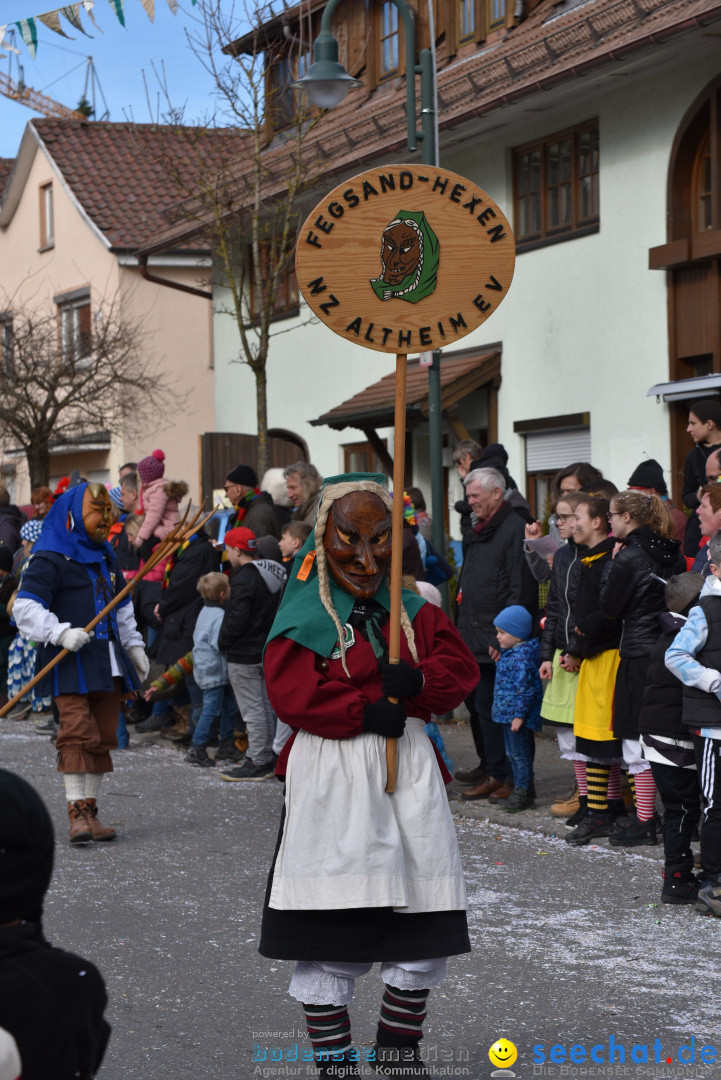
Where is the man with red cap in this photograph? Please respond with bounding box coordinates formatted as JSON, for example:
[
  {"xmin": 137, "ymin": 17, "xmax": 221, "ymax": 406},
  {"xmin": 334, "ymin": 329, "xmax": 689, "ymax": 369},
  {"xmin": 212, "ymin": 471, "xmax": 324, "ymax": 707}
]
[{"xmin": 218, "ymin": 527, "xmax": 286, "ymax": 780}]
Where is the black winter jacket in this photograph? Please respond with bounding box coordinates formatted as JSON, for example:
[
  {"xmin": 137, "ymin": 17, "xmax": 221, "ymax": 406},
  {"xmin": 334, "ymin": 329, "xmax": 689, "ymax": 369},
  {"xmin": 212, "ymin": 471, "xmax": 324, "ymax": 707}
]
[
  {"xmin": 155, "ymin": 534, "xmax": 220, "ymax": 664},
  {"xmin": 238, "ymin": 493, "xmax": 281, "ymax": 540},
  {"xmin": 0, "ymin": 504, "xmax": 22, "ymax": 554},
  {"xmin": 539, "ymin": 540, "xmax": 584, "ymax": 662},
  {"xmin": 638, "ymin": 610, "xmax": 691, "ymax": 742},
  {"xmin": 456, "ymin": 501, "xmax": 538, "ymax": 665},
  {"xmin": 0, "ymin": 921, "xmax": 110, "ymax": 1080},
  {"xmin": 218, "ymin": 558, "xmax": 286, "ymax": 664},
  {"xmin": 566, "ymin": 538, "xmax": 620, "ymax": 658},
  {"xmin": 682, "ymin": 441, "xmax": 721, "ymax": 557},
  {"xmin": 600, "ymin": 526, "xmax": 686, "ymax": 658}
]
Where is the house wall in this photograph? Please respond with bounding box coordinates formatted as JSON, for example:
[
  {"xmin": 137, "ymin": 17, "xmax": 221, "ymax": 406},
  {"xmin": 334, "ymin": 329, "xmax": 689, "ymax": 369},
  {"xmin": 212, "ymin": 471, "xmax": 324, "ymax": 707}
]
[
  {"xmin": 438, "ymin": 52, "xmax": 721, "ymax": 497},
  {"xmin": 211, "ymin": 49, "xmax": 721, "ymax": 520},
  {"xmin": 0, "ymin": 132, "xmax": 214, "ymax": 504}
]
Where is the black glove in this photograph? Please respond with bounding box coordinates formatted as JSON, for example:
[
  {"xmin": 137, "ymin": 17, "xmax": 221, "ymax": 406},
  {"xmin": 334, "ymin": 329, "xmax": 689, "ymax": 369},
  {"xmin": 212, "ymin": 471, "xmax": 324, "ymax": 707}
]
[
  {"xmin": 381, "ymin": 659, "xmax": 424, "ymax": 699},
  {"xmin": 363, "ymin": 698, "xmax": 407, "ymax": 738}
]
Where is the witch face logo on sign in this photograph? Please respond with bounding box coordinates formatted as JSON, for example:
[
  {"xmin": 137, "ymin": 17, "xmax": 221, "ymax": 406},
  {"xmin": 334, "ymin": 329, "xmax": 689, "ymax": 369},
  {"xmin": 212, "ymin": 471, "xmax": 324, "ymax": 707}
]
[{"xmin": 370, "ymin": 210, "xmax": 440, "ymax": 304}]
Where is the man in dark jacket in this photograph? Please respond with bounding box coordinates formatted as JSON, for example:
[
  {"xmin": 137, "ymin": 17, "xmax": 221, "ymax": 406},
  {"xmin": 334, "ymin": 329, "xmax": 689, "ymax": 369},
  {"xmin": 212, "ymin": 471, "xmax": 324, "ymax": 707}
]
[
  {"xmin": 0, "ymin": 768, "xmax": 111, "ymax": 1078},
  {"xmin": 0, "ymin": 487, "xmax": 22, "ymax": 555},
  {"xmin": 218, "ymin": 527, "xmax": 286, "ymax": 781},
  {"xmin": 135, "ymin": 531, "xmax": 219, "ymax": 733},
  {"xmin": 225, "ymin": 465, "xmax": 280, "ymax": 540},
  {"xmin": 457, "ymin": 468, "xmax": 538, "ymax": 801}
]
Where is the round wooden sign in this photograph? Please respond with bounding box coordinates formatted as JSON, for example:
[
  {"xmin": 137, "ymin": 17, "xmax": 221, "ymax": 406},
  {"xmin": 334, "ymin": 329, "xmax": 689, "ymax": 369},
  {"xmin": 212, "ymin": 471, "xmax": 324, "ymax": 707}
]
[{"xmin": 296, "ymin": 164, "xmax": 515, "ymax": 355}]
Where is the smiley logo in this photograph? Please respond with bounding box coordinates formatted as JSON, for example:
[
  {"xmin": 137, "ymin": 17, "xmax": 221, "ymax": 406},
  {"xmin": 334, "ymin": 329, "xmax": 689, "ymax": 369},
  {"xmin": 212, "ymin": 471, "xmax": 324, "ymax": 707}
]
[{"xmin": 488, "ymin": 1039, "xmax": 517, "ymax": 1069}]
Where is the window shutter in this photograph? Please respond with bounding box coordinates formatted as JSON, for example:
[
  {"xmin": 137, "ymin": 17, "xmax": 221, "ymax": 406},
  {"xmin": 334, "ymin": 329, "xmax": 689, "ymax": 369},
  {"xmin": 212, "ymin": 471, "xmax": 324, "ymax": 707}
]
[
  {"xmin": 474, "ymin": 0, "xmax": 485, "ymax": 43},
  {"xmin": 445, "ymin": 0, "xmax": 459, "ymax": 57},
  {"xmin": 524, "ymin": 429, "xmax": 591, "ymax": 471},
  {"xmin": 366, "ymin": 5, "xmax": 379, "ymax": 90}
]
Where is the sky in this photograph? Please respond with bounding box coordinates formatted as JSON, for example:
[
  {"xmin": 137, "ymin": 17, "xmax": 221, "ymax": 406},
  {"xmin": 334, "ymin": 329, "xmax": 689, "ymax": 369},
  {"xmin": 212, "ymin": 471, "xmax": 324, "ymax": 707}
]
[{"xmin": 0, "ymin": 0, "xmax": 243, "ymax": 157}]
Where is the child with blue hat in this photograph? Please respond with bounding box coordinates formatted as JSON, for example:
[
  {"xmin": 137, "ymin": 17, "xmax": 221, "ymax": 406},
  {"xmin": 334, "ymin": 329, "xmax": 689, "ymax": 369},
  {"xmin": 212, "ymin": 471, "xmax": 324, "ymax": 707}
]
[{"xmin": 491, "ymin": 604, "xmax": 543, "ymax": 812}]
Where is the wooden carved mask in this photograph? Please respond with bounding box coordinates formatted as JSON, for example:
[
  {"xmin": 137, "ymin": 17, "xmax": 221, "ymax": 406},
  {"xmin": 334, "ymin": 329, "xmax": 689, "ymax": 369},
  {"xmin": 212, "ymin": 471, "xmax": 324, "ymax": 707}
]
[
  {"xmin": 82, "ymin": 483, "xmax": 113, "ymax": 545},
  {"xmin": 323, "ymin": 491, "xmax": 392, "ymax": 600}
]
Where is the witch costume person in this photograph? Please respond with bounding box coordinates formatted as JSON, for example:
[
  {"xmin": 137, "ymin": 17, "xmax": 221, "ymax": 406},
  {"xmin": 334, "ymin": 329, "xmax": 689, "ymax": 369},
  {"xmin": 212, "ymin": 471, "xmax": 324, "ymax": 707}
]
[
  {"xmin": 12, "ymin": 483, "xmax": 149, "ymax": 844},
  {"xmin": 259, "ymin": 474, "xmax": 478, "ymax": 1079},
  {"xmin": 0, "ymin": 768, "xmax": 111, "ymax": 1078}
]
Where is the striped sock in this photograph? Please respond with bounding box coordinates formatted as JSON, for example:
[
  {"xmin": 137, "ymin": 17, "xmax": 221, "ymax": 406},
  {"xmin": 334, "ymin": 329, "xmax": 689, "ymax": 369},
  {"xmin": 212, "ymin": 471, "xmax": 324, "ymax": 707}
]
[
  {"xmin": 606, "ymin": 761, "xmax": 621, "ymax": 801},
  {"xmin": 586, "ymin": 764, "xmax": 610, "ymax": 813},
  {"xmin": 378, "ymin": 985, "xmax": 429, "ymax": 1046},
  {"xmin": 633, "ymin": 769, "xmax": 657, "ymax": 822},
  {"xmin": 572, "ymin": 761, "xmax": 588, "ymax": 797},
  {"xmin": 302, "ymin": 1003, "xmax": 352, "ymax": 1059}
]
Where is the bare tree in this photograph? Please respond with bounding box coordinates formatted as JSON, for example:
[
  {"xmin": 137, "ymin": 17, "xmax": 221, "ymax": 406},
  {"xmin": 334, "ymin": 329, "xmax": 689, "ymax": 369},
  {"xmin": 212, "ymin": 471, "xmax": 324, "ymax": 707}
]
[
  {"xmin": 0, "ymin": 297, "xmax": 178, "ymax": 487},
  {"xmin": 137, "ymin": 0, "xmax": 323, "ymax": 476}
]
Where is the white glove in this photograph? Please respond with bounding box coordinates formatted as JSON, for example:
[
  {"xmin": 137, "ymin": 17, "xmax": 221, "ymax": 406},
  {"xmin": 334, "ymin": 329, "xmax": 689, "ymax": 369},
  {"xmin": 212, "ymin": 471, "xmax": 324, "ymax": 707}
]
[
  {"xmin": 128, "ymin": 645, "xmax": 150, "ymax": 683},
  {"xmin": 57, "ymin": 627, "xmax": 91, "ymax": 652}
]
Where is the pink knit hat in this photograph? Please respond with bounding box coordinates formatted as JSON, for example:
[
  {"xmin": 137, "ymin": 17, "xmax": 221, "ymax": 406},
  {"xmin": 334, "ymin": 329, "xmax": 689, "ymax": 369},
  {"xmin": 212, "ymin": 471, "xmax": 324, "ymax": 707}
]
[{"xmin": 137, "ymin": 449, "xmax": 166, "ymax": 484}]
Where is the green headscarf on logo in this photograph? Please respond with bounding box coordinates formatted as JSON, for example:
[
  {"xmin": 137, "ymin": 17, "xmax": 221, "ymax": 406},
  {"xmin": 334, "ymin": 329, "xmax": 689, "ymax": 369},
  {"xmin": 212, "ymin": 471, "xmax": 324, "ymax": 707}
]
[{"xmin": 370, "ymin": 210, "xmax": 440, "ymax": 305}]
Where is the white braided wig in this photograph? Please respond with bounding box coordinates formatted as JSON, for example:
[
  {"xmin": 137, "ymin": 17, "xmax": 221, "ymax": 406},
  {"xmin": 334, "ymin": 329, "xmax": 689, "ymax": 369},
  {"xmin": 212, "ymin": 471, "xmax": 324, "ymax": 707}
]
[{"xmin": 314, "ymin": 478, "xmax": 418, "ymax": 676}]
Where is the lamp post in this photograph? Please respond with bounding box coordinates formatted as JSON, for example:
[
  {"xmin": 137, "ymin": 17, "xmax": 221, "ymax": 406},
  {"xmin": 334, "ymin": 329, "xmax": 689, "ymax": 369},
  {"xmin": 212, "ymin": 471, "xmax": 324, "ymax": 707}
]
[{"xmin": 293, "ymin": 0, "xmax": 448, "ymax": 563}]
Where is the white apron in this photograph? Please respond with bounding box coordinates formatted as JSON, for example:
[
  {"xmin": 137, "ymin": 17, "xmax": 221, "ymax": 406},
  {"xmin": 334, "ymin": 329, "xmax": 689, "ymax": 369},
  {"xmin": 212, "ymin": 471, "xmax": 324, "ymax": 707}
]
[{"xmin": 269, "ymin": 717, "xmax": 467, "ymax": 914}]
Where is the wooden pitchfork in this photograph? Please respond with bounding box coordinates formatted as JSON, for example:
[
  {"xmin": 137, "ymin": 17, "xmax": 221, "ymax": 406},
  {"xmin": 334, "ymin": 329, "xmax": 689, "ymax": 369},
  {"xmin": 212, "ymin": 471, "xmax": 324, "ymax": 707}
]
[{"xmin": 0, "ymin": 502, "xmax": 215, "ymax": 718}]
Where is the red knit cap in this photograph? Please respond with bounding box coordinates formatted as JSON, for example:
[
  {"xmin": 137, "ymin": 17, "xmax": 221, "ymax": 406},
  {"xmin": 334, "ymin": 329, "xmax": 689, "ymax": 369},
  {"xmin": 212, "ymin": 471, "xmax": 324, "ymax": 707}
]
[
  {"xmin": 137, "ymin": 449, "xmax": 166, "ymax": 484},
  {"xmin": 224, "ymin": 526, "xmax": 257, "ymax": 552}
]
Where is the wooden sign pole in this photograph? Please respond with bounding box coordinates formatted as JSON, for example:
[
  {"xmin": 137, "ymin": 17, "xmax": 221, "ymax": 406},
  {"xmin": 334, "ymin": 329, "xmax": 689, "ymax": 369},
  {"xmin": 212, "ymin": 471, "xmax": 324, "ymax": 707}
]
[{"xmin": 385, "ymin": 352, "xmax": 407, "ymax": 794}]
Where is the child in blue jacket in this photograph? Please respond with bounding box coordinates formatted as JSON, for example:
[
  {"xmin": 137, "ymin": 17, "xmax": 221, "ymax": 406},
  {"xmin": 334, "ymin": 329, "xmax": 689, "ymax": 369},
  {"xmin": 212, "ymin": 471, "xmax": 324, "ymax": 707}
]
[
  {"xmin": 492, "ymin": 605, "xmax": 543, "ymax": 812},
  {"xmin": 185, "ymin": 572, "xmax": 242, "ymax": 769}
]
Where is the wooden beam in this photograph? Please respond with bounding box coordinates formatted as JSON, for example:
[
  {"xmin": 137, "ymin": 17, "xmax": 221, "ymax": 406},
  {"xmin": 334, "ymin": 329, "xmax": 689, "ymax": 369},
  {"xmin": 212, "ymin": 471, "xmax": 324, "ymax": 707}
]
[
  {"xmin": 443, "ymin": 404, "xmax": 470, "ymax": 443},
  {"xmin": 361, "ymin": 425, "xmax": 395, "ymax": 476}
]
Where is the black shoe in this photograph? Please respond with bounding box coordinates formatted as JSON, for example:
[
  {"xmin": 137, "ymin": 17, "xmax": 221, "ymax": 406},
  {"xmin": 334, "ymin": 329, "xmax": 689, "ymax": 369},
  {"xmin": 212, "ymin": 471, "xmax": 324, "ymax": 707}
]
[
  {"xmin": 566, "ymin": 811, "xmax": 614, "ymax": 846},
  {"xmin": 372, "ymin": 1044, "xmax": 429, "ymax": 1077},
  {"xmin": 185, "ymin": 745, "xmax": 215, "ymax": 768},
  {"xmin": 503, "ymin": 788, "xmax": 535, "ymax": 813},
  {"xmin": 215, "ymin": 738, "xmax": 245, "ymax": 764},
  {"xmin": 219, "ymin": 758, "xmax": 272, "ymax": 782},
  {"xmin": 565, "ymin": 795, "xmax": 588, "ymax": 830},
  {"xmin": 135, "ymin": 715, "xmax": 167, "ymax": 734},
  {"xmin": 453, "ymin": 763, "xmax": 486, "ymax": 785},
  {"xmin": 32, "ymin": 719, "xmax": 56, "ymax": 734},
  {"xmin": 608, "ymin": 811, "xmax": 658, "ymax": 848},
  {"xmin": 661, "ymin": 868, "xmax": 700, "ymax": 905},
  {"xmin": 695, "ymin": 876, "xmax": 721, "ymax": 917},
  {"xmin": 173, "ymin": 732, "xmax": 193, "ymax": 746}
]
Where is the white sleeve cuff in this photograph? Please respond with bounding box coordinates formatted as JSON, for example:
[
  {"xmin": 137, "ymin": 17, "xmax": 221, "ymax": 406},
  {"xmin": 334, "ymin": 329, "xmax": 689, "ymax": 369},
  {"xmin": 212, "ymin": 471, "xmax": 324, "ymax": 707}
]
[{"xmin": 12, "ymin": 597, "xmax": 71, "ymax": 645}]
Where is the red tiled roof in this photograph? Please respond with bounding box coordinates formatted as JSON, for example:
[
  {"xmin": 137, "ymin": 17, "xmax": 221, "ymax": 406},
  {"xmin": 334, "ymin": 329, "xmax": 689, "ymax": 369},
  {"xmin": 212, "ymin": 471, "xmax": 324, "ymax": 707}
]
[
  {"xmin": 32, "ymin": 119, "xmax": 249, "ymax": 252},
  {"xmin": 139, "ymin": 0, "xmax": 721, "ymax": 256},
  {"xmin": 311, "ymin": 349, "xmax": 500, "ymax": 430},
  {"xmin": 0, "ymin": 158, "xmax": 14, "ymax": 198}
]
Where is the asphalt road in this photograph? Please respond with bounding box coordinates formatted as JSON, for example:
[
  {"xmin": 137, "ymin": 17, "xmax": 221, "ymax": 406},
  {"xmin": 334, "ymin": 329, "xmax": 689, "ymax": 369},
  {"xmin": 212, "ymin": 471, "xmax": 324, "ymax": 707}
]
[{"xmin": 2, "ymin": 718, "xmax": 720, "ymax": 1080}]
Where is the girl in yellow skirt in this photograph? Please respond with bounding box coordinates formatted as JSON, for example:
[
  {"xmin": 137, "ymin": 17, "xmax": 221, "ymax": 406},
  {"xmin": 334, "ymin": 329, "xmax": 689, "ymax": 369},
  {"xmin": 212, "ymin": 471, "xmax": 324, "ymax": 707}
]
[
  {"xmin": 564, "ymin": 495, "xmax": 623, "ymax": 846},
  {"xmin": 538, "ymin": 493, "xmax": 586, "ymax": 818}
]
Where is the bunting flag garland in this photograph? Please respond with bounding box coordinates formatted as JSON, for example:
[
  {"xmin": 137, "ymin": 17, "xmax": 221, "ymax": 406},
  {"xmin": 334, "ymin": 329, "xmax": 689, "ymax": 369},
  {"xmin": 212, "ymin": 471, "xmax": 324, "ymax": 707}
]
[
  {"xmin": 15, "ymin": 17, "xmax": 38, "ymax": 57},
  {"xmin": 106, "ymin": 0, "xmax": 125, "ymax": 26},
  {"xmin": 0, "ymin": 0, "xmax": 192, "ymax": 57},
  {"xmin": 59, "ymin": 3, "xmax": 94, "ymax": 35},
  {"xmin": 38, "ymin": 9, "xmax": 72, "ymax": 36}
]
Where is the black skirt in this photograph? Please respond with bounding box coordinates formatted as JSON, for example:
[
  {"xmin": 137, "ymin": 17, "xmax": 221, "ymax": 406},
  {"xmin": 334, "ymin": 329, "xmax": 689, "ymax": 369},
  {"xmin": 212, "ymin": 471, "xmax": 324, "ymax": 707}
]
[
  {"xmin": 258, "ymin": 806, "xmax": 471, "ymax": 963},
  {"xmin": 612, "ymin": 656, "xmax": 651, "ymax": 739}
]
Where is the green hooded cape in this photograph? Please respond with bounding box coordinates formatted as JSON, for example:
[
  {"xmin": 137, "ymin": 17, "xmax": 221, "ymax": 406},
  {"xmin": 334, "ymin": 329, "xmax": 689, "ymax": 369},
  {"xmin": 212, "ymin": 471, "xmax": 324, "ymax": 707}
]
[
  {"xmin": 369, "ymin": 210, "xmax": 440, "ymax": 305},
  {"xmin": 265, "ymin": 472, "xmax": 425, "ymax": 658}
]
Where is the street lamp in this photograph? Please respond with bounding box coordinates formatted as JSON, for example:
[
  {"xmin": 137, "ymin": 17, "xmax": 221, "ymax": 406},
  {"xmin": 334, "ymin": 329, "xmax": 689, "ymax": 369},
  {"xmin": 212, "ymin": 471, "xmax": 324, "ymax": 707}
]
[{"xmin": 293, "ymin": 0, "xmax": 448, "ymax": 565}]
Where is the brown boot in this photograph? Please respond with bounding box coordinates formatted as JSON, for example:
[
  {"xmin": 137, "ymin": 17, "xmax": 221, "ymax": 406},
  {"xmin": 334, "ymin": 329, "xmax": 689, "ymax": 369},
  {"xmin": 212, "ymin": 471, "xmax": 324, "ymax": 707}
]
[
  {"xmin": 68, "ymin": 801, "xmax": 93, "ymax": 844},
  {"xmin": 488, "ymin": 781, "xmax": 515, "ymax": 803},
  {"xmin": 461, "ymin": 776, "xmax": 505, "ymax": 801},
  {"xmin": 84, "ymin": 798, "xmax": 117, "ymax": 842}
]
